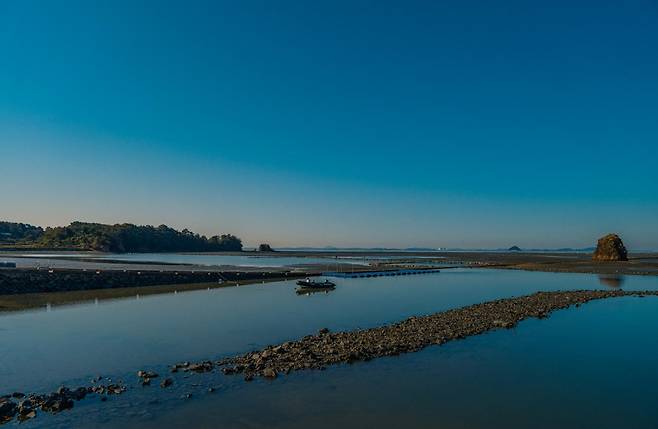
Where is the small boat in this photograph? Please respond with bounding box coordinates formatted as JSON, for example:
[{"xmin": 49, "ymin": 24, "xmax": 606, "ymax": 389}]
[
  {"xmin": 296, "ymin": 278, "xmax": 336, "ymax": 288},
  {"xmin": 295, "ymin": 278, "xmax": 336, "ymax": 294}
]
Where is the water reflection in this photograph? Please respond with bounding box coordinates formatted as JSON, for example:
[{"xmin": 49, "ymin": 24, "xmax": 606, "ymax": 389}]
[
  {"xmin": 599, "ymin": 275, "xmax": 625, "ymax": 288},
  {"xmin": 114, "ymin": 297, "xmax": 658, "ymax": 429},
  {"xmin": 1, "ymin": 269, "xmax": 657, "ymax": 394}
]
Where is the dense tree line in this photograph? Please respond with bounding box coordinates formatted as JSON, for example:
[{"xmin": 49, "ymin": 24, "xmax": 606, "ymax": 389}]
[
  {"xmin": 0, "ymin": 221, "xmax": 242, "ymax": 252},
  {"xmin": 0, "ymin": 222, "xmax": 44, "ymax": 243}
]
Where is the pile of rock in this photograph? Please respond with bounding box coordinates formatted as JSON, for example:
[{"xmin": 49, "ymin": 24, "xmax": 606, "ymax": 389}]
[
  {"xmin": 1, "ymin": 397, "xmax": 18, "ymax": 423},
  {"xmin": 0, "ymin": 382, "xmax": 126, "ymax": 424},
  {"xmin": 137, "ymin": 370, "xmax": 159, "ymax": 386},
  {"xmin": 593, "ymin": 233, "xmax": 628, "ymax": 261},
  {"xmin": 217, "ymin": 290, "xmax": 657, "ymax": 380}
]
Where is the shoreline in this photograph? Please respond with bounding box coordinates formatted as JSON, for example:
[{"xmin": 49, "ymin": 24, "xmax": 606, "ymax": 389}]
[
  {"xmin": 0, "ymin": 266, "xmax": 313, "ymax": 313},
  {"xmin": 0, "ymin": 277, "xmax": 287, "ymax": 313},
  {"xmin": 0, "ymin": 268, "xmax": 310, "ymax": 295},
  {"xmin": 1, "ymin": 249, "xmax": 657, "ymax": 314},
  {"xmin": 3, "ymin": 249, "xmax": 657, "ymax": 272},
  {"xmin": 487, "ymin": 263, "xmax": 658, "ymax": 276}
]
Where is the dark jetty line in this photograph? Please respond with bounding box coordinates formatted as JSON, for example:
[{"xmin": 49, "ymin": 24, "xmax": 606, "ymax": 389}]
[
  {"xmin": 2, "ymin": 290, "xmax": 657, "ymax": 425},
  {"xmin": 218, "ymin": 290, "xmax": 658, "ymax": 380},
  {"xmin": 0, "ymin": 269, "xmax": 308, "ymax": 295}
]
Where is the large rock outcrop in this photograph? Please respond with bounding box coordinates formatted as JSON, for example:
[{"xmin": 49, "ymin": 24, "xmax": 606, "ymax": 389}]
[{"xmin": 592, "ymin": 234, "xmax": 628, "ymax": 261}]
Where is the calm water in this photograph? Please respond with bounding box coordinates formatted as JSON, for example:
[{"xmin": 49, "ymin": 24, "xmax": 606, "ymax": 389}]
[
  {"xmin": 124, "ymin": 296, "xmax": 658, "ymax": 429},
  {"xmin": 13, "ymin": 252, "xmax": 370, "ymax": 268},
  {"xmin": 91, "ymin": 253, "xmax": 370, "ymax": 267},
  {"xmin": 1, "ymin": 268, "xmax": 657, "ymax": 428}
]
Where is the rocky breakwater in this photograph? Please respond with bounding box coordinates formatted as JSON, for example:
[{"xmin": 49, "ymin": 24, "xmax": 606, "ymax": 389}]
[
  {"xmin": 0, "ymin": 269, "xmax": 225, "ymax": 295},
  {"xmin": 0, "ymin": 269, "xmax": 307, "ymax": 295},
  {"xmin": 593, "ymin": 233, "xmax": 628, "ymax": 261},
  {"xmin": 218, "ymin": 290, "xmax": 658, "ymax": 380}
]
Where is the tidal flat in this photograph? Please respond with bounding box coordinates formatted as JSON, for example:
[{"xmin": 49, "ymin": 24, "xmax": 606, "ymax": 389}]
[
  {"xmin": 1, "ymin": 254, "xmax": 658, "ymax": 428},
  {"xmin": 2, "ymin": 289, "xmax": 657, "ymax": 426}
]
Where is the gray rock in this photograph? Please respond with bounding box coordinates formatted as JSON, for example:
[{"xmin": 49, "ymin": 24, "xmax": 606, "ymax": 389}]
[
  {"xmin": 137, "ymin": 370, "xmax": 159, "ymax": 379},
  {"xmin": 0, "ymin": 398, "xmax": 18, "ymax": 423}
]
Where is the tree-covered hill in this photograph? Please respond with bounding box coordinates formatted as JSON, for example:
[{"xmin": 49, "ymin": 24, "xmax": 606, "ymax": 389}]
[
  {"xmin": 0, "ymin": 222, "xmax": 44, "ymax": 243},
  {"xmin": 0, "ymin": 221, "xmax": 242, "ymax": 252}
]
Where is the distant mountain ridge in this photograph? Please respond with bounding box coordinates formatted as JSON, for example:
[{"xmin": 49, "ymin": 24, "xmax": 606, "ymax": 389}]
[
  {"xmin": 279, "ymin": 247, "xmax": 441, "ymax": 252},
  {"xmin": 278, "ymin": 246, "xmax": 599, "ymax": 252}
]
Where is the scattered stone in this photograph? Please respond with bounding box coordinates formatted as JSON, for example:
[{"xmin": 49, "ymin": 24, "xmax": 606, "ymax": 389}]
[
  {"xmin": 40, "ymin": 394, "xmax": 74, "ymax": 413},
  {"xmin": 0, "ymin": 398, "xmax": 17, "ymax": 423},
  {"xmin": 160, "ymin": 378, "xmax": 173, "ymax": 388},
  {"xmin": 17, "ymin": 407, "xmax": 36, "ymax": 422},
  {"xmin": 262, "ymin": 368, "xmax": 277, "ymax": 379},
  {"xmin": 593, "ymin": 234, "xmax": 628, "ymax": 261},
  {"xmin": 89, "ymin": 384, "xmax": 126, "ymax": 396},
  {"xmin": 107, "ymin": 384, "xmax": 127, "ymax": 395},
  {"xmin": 137, "ymin": 370, "xmax": 159, "ymax": 379},
  {"xmin": 187, "ymin": 361, "xmax": 213, "ymax": 373}
]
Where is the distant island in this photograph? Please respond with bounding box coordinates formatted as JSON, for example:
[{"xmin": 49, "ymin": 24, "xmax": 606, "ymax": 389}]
[
  {"xmin": 0, "ymin": 221, "xmax": 242, "ymax": 253},
  {"xmin": 508, "ymin": 246, "xmax": 522, "ymax": 251}
]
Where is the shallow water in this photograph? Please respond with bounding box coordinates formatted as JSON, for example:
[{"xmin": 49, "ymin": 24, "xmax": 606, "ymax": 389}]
[
  {"xmin": 91, "ymin": 252, "xmax": 370, "ymax": 268},
  {"xmin": 11, "ymin": 252, "xmax": 370, "ymax": 268},
  {"xmin": 119, "ymin": 296, "xmax": 658, "ymax": 429},
  {"xmin": 2, "ymin": 269, "xmax": 658, "ymax": 428}
]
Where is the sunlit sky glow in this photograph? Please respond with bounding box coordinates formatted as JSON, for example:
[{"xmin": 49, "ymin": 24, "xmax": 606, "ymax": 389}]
[{"xmin": 1, "ymin": 0, "xmax": 657, "ymax": 249}]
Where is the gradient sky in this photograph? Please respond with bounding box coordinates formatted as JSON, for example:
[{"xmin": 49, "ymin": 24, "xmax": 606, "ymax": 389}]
[{"xmin": 1, "ymin": 0, "xmax": 657, "ymax": 249}]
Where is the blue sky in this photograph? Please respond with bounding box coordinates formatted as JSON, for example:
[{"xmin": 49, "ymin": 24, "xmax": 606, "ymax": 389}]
[{"xmin": 1, "ymin": 0, "xmax": 657, "ymax": 249}]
